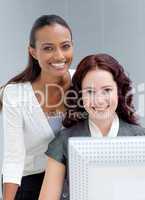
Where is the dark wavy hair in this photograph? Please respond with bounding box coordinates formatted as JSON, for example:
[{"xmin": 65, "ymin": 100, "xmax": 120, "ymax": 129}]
[
  {"xmin": 63, "ymin": 53, "xmax": 138, "ymax": 127},
  {"xmin": 0, "ymin": 14, "xmax": 72, "ymax": 110}
]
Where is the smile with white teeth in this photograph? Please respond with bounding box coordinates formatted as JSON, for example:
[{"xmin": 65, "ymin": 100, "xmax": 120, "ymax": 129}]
[
  {"xmin": 92, "ymin": 105, "xmax": 109, "ymax": 111},
  {"xmin": 51, "ymin": 62, "xmax": 66, "ymax": 69}
]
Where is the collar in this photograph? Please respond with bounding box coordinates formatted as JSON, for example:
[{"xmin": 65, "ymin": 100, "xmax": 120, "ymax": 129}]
[{"xmin": 88, "ymin": 114, "xmax": 119, "ymax": 138}]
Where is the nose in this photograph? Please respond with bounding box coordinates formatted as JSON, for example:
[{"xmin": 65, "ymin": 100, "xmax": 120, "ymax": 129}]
[
  {"xmin": 53, "ymin": 48, "xmax": 65, "ymax": 61},
  {"xmin": 94, "ymin": 93, "xmax": 107, "ymax": 107}
]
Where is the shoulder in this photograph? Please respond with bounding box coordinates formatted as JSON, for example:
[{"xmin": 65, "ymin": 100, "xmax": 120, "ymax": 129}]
[
  {"xmin": 3, "ymin": 82, "xmax": 30, "ymax": 96},
  {"xmin": 3, "ymin": 82, "xmax": 30, "ymax": 95},
  {"xmin": 47, "ymin": 121, "xmax": 86, "ymax": 159},
  {"xmin": 119, "ymin": 119, "xmax": 145, "ymax": 136},
  {"xmin": 50, "ymin": 120, "xmax": 87, "ymax": 150},
  {"xmin": 3, "ymin": 82, "xmax": 30, "ymax": 104},
  {"xmin": 57, "ymin": 120, "xmax": 86, "ymax": 141}
]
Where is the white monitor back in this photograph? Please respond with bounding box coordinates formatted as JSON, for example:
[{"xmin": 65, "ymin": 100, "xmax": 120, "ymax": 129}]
[{"xmin": 69, "ymin": 137, "xmax": 145, "ymax": 200}]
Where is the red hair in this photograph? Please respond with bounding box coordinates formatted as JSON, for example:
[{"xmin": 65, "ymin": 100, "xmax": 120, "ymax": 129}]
[{"xmin": 63, "ymin": 53, "xmax": 138, "ymax": 127}]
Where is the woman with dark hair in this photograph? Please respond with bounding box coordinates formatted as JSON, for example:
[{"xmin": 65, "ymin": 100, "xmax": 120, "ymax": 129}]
[
  {"xmin": 1, "ymin": 14, "xmax": 74, "ymax": 200},
  {"xmin": 39, "ymin": 53, "xmax": 145, "ymax": 200}
]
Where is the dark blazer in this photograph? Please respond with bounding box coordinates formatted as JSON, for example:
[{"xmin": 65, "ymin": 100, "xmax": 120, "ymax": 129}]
[{"xmin": 46, "ymin": 118, "xmax": 145, "ymax": 200}]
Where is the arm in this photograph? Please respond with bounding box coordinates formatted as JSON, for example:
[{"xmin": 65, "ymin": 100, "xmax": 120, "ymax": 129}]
[
  {"xmin": 39, "ymin": 157, "xmax": 65, "ymax": 200},
  {"xmin": 3, "ymin": 183, "xmax": 19, "ymax": 200},
  {"xmin": 2, "ymin": 85, "xmax": 25, "ymax": 200}
]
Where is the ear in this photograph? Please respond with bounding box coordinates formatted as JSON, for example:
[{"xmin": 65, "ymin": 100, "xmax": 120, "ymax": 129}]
[{"xmin": 28, "ymin": 46, "xmax": 37, "ymax": 60}]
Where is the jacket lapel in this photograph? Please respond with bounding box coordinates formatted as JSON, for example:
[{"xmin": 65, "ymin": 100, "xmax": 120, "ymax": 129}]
[
  {"xmin": 78, "ymin": 118, "xmax": 137, "ymax": 137},
  {"xmin": 117, "ymin": 119, "xmax": 136, "ymax": 136}
]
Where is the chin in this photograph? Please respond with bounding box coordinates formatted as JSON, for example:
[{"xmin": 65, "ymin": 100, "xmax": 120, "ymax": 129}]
[
  {"xmin": 90, "ymin": 111, "xmax": 111, "ymax": 121},
  {"xmin": 54, "ymin": 66, "xmax": 69, "ymax": 74},
  {"xmin": 48, "ymin": 68, "xmax": 68, "ymax": 78},
  {"xmin": 56, "ymin": 69, "xmax": 68, "ymax": 77}
]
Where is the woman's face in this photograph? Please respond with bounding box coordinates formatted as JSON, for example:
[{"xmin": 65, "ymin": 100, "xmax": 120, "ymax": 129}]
[
  {"xmin": 29, "ymin": 24, "xmax": 73, "ymax": 77},
  {"xmin": 82, "ymin": 68, "xmax": 118, "ymax": 121}
]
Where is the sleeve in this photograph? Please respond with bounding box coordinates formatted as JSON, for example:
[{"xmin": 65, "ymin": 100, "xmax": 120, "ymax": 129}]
[
  {"xmin": 2, "ymin": 85, "xmax": 26, "ymax": 185},
  {"xmin": 45, "ymin": 132, "xmax": 67, "ymax": 165}
]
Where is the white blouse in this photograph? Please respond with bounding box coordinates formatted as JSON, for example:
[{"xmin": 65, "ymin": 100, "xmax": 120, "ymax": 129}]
[
  {"xmin": 89, "ymin": 114, "xmax": 119, "ymax": 138},
  {"xmin": 2, "ymin": 69, "xmax": 75, "ymax": 185}
]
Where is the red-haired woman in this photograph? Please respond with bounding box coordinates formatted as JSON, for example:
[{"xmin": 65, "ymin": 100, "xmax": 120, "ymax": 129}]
[{"xmin": 39, "ymin": 53, "xmax": 145, "ymax": 200}]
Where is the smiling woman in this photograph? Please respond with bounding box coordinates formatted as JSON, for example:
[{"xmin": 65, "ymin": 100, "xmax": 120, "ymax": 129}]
[
  {"xmin": 81, "ymin": 68, "xmax": 118, "ymax": 135},
  {"xmin": 63, "ymin": 53, "xmax": 139, "ymax": 128},
  {"xmin": 0, "ymin": 15, "xmax": 74, "ymax": 200},
  {"xmin": 29, "ymin": 23, "xmax": 73, "ymax": 79},
  {"xmin": 39, "ymin": 53, "xmax": 145, "ymax": 200}
]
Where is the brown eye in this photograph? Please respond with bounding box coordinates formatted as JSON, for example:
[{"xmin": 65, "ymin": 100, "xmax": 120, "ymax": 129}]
[
  {"xmin": 105, "ymin": 88, "xmax": 112, "ymax": 92},
  {"xmin": 87, "ymin": 90, "xmax": 96, "ymax": 95},
  {"xmin": 103, "ymin": 88, "xmax": 112, "ymax": 95},
  {"xmin": 43, "ymin": 46, "xmax": 53, "ymax": 51},
  {"xmin": 62, "ymin": 44, "xmax": 71, "ymax": 50}
]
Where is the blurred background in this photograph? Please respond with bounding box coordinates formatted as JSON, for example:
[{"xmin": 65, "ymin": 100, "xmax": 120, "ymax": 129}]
[{"xmin": 0, "ymin": 0, "xmax": 145, "ymax": 197}]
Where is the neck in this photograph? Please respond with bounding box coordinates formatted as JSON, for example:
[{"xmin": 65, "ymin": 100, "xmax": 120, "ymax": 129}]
[
  {"xmin": 38, "ymin": 71, "xmax": 62, "ymax": 86},
  {"xmin": 91, "ymin": 114, "xmax": 115, "ymax": 136},
  {"xmin": 32, "ymin": 71, "xmax": 71, "ymax": 108}
]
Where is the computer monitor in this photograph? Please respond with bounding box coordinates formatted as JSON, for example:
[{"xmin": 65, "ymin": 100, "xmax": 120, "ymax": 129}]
[{"xmin": 69, "ymin": 136, "xmax": 145, "ymax": 200}]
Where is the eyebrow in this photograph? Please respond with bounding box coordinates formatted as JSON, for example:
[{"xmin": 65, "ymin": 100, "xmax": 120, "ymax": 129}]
[
  {"xmin": 83, "ymin": 87, "xmax": 94, "ymax": 90},
  {"xmin": 40, "ymin": 40, "xmax": 72, "ymax": 46},
  {"xmin": 101, "ymin": 85, "xmax": 113, "ymax": 89},
  {"xmin": 83, "ymin": 85, "xmax": 113, "ymax": 90}
]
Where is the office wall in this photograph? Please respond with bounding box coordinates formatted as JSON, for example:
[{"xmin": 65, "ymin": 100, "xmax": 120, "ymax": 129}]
[{"xmin": 0, "ymin": 0, "xmax": 145, "ymax": 197}]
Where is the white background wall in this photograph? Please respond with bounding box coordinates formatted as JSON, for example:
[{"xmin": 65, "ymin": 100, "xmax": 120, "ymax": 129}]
[{"xmin": 0, "ymin": 0, "xmax": 145, "ymax": 197}]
